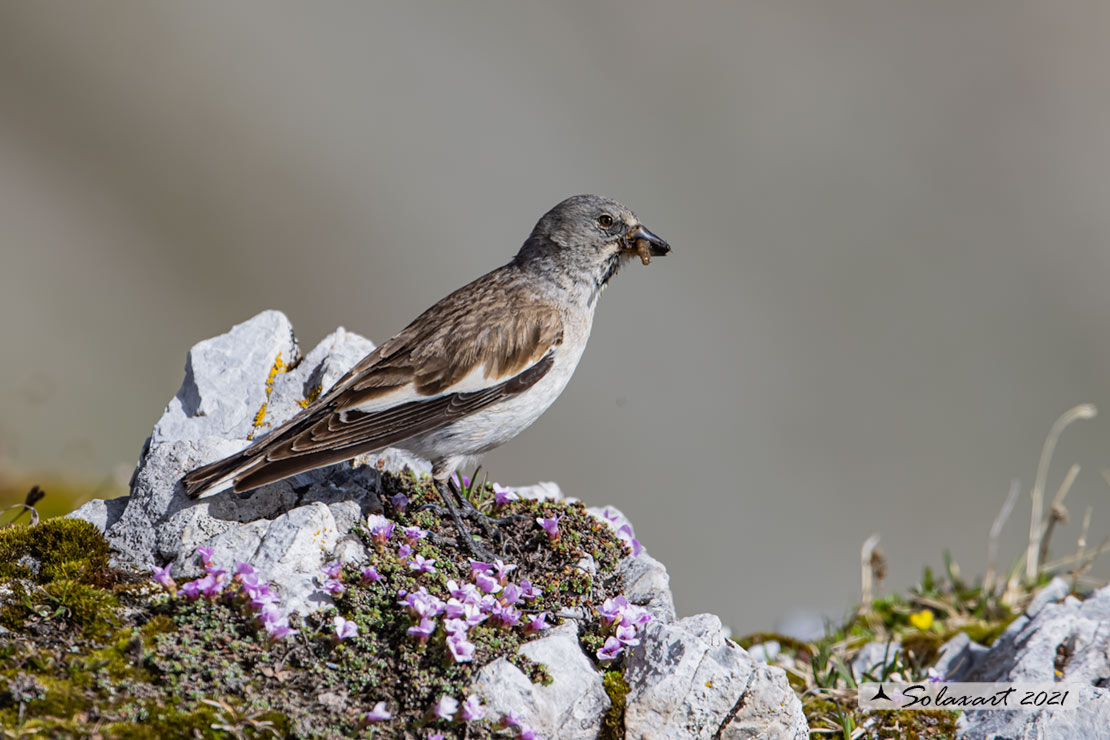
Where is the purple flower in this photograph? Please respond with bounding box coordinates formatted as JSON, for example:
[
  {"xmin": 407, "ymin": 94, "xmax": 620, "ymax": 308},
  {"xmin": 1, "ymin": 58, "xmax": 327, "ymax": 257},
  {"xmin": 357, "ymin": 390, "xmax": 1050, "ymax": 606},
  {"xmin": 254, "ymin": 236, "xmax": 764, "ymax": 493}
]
[
  {"xmin": 615, "ymin": 623, "xmax": 640, "ymax": 647},
  {"xmin": 493, "ymin": 483, "xmax": 518, "ymax": 507},
  {"xmin": 443, "ymin": 618, "xmax": 469, "ymax": 636},
  {"xmin": 320, "ymin": 561, "xmax": 343, "ymax": 578},
  {"xmin": 525, "ymin": 612, "xmax": 551, "ymax": 633},
  {"xmin": 323, "ymin": 578, "xmax": 346, "ymax": 595},
  {"xmin": 409, "ymin": 554, "xmax": 436, "ymax": 574},
  {"xmin": 598, "ymin": 596, "xmax": 629, "ymax": 625},
  {"xmin": 517, "ymin": 724, "xmax": 540, "ymax": 740},
  {"xmin": 366, "ymin": 514, "xmax": 396, "ymax": 547},
  {"xmin": 431, "ymin": 695, "xmax": 459, "ymax": 721},
  {"xmin": 536, "ymin": 514, "xmax": 563, "ymax": 540},
  {"xmin": 398, "ymin": 544, "xmax": 414, "ymax": 561},
  {"xmin": 390, "ymin": 492, "xmax": 409, "ymax": 512},
  {"xmin": 179, "ymin": 579, "xmax": 202, "ymax": 600},
  {"xmin": 449, "ymin": 580, "xmax": 482, "ymax": 604},
  {"xmin": 501, "ymin": 583, "xmax": 523, "ymax": 605},
  {"xmin": 927, "ymin": 667, "xmax": 945, "ymax": 683},
  {"xmin": 238, "ymin": 572, "xmax": 262, "ymax": 591},
  {"xmin": 519, "ymin": 579, "xmax": 542, "ymax": 600},
  {"xmin": 203, "ymin": 564, "xmax": 227, "ymax": 582},
  {"xmin": 447, "ymin": 633, "xmax": 476, "ymax": 663},
  {"xmin": 196, "ymin": 573, "xmax": 224, "ymax": 597},
  {"xmin": 364, "ymin": 700, "xmax": 391, "ymax": 722},
  {"xmin": 490, "ymin": 603, "xmax": 521, "ymax": 628},
  {"xmin": 499, "ymin": 712, "xmax": 523, "ymax": 729},
  {"xmin": 361, "ymin": 566, "xmax": 381, "ymax": 584},
  {"xmin": 450, "ymin": 473, "xmax": 471, "ymax": 489},
  {"xmin": 333, "ymin": 615, "xmax": 358, "ymax": 640},
  {"xmin": 234, "ymin": 562, "xmax": 256, "ymax": 579},
  {"xmin": 469, "ymin": 559, "xmax": 493, "ymax": 577},
  {"xmin": 266, "ymin": 620, "xmax": 296, "ymax": 640},
  {"xmin": 602, "ymin": 507, "xmax": 620, "ymax": 523},
  {"xmin": 596, "ymin": 636, "xmax": 624, "ymax": 662},
  {"xmin": 400, "ymin": 589, "xmax": 445, "ymax": 618},
  {"xmin": 460, "ymin": 694, "xmax": 485, "ymax": 721},
  {"xmin": 475, "ymin": 572, "xmax": 502, "ymax": 594},
  {"xmin": 195, "ymin": 546, "xmax": 214, "ymax": 568},
  {"xmin": 407, "ymin": 617, "xmax": 437, "ymax": 642},
  {"xmin": 152, "ymin": 564, "xmax": 175, "ymax": 590},
  {"xmin": 259, "ymin": 607, "xmax": 296, "ymax": 640},
  {"xmin": 621, "ymin": 605, "xmax": 653, "ymax": 628},
  {"xmin": 404, "ymin": 525, "xmax": 427, "ymax": 544},
  {"xmin": 247, "ymin": 584, "xmax": 279, "ymax": 611},
  {"xmin": 492, "ymin": 559, "xmax": 517, "ymax": 582},
  {"xmin": 428, "ymin": 735, "xmax": 444, "ymax": 740},
  {"xmin": 617, "ymin": 524, "xmax": 644, "ymax": 557},
  {"xmin": 445, "ymin": 599, "xmax": 488, "ymax": 626}
]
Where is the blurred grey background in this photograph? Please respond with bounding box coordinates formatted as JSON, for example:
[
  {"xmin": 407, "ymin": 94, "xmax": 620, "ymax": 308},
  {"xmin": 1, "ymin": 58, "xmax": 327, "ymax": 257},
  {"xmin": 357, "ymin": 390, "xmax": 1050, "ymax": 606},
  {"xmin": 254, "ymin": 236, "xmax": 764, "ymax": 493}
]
[{"xmin": 2, "ymin": 1, "xmax": 1109, "ymax": 633}]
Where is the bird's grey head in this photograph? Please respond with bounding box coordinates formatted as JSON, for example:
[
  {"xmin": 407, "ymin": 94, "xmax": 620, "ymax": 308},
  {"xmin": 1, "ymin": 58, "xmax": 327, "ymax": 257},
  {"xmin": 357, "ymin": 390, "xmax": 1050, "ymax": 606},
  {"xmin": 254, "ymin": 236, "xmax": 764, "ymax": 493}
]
[{"xmin": 514, "ymin": 194, "xmax": 670, "ymax": 301}]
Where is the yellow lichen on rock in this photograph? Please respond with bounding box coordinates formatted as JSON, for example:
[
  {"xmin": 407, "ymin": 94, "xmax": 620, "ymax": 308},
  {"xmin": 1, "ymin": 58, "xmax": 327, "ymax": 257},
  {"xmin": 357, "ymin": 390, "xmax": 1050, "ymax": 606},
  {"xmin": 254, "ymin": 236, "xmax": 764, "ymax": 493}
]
[{"xmin": 247, "ymin": 353, "xmax": 287, "ymax": 440}]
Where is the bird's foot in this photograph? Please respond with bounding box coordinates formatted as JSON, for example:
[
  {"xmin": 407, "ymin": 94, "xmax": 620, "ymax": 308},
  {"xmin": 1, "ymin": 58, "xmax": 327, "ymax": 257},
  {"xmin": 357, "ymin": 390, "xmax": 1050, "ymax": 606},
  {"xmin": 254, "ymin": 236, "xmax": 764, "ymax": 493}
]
[{"xmin": 428, "ymin": 483, "xmax": 498, "ymax": 561}]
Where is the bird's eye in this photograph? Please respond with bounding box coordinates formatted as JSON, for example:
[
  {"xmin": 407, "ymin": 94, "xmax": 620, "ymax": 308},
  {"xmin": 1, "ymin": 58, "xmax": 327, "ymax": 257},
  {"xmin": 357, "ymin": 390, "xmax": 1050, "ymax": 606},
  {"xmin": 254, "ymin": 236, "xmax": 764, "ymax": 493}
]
[{"xmin": 598, "ymin": 214, "xmax": 614, "ymax": 228}]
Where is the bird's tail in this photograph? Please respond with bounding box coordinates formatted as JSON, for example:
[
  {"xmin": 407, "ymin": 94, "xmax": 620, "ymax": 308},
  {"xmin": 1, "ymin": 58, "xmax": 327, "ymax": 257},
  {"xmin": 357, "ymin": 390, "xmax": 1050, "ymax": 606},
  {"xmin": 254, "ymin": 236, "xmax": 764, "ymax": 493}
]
[
  {"xmin": 181, "ymin": 423, "xmax": 384, "ymax": 499},
  {"xmin": 181, "ymin": 447, "xmax": 261, "ymax": 498}
]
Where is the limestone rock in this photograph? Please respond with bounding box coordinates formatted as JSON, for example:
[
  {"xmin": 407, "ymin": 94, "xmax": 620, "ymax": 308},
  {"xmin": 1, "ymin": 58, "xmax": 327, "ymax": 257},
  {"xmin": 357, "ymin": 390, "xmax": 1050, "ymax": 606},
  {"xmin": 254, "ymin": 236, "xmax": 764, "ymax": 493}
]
[
  {"xmin": 70, "ymin": 311, "xmax": 430, "ymax": 615},
  {"xmin": 473, "ymin": 622, "xmax": 609, "ymax": 740},
  {"xmin": 624, "ymin": 613, "xmax": 808, "ymax": 739},
  {"xmin": 949, "ymin": 581, "xmax": 1110, "ymax": 739}
]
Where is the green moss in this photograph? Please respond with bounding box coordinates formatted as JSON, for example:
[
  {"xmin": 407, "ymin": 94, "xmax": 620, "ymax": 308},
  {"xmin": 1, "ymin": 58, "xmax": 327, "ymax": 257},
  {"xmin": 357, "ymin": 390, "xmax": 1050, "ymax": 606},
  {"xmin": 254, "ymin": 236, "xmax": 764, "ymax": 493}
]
[
  {"xmin": 0, "ymin": 518, "xmax": 110, "ymax": 585},
  {"xmin": 0, "ymin": 578, "xmax": 119, "ymax": 639},
  {"xmin": 600, "ymin": 669, "xmax": 629, "ymax": 740},
  {"xmin": 0, "ymin": 469, "xmax": 633, "ymax": 738}
]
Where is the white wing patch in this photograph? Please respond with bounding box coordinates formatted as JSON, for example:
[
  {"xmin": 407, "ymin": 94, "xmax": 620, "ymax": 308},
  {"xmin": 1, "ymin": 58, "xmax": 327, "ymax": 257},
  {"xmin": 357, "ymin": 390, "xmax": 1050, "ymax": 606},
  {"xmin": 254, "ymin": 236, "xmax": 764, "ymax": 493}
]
[{"xmin": 345, "ymin": 348, "xmax": 558, "ymax": 416}]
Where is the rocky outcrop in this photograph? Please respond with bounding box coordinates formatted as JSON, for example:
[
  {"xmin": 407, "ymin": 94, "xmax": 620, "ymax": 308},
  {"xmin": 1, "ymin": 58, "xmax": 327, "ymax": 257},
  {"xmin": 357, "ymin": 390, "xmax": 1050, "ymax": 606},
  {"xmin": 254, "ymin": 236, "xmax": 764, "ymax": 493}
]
[
  {"xmin": 932, "ymin": 577, "xmax": 1110, "ymax": 739},
  {"xmin": 69, "ymin": 310, "xmax": 808, "ymax": 739}
]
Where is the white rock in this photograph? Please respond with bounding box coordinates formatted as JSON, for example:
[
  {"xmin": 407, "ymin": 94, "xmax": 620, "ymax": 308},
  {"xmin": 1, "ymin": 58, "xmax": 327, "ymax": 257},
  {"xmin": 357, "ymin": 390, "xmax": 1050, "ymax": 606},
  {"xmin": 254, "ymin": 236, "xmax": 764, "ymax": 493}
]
[
  {"xmin": 624, "ymin": 614, "xmax": 807, "ymax": 740},
  {"xmin": 66, "ymin": 496, "xmax": 128, "ymax": 532},
  {"xmin": 473, "ymin": 621, "xmax": 609, "ymax": 740},
  {"xmin": 71, "ymin": 311, "xmax": 430, "ymax": 612},
  {"xmin": 951, "ymin": 582, "xmax": 1110, "ymax": 739}
]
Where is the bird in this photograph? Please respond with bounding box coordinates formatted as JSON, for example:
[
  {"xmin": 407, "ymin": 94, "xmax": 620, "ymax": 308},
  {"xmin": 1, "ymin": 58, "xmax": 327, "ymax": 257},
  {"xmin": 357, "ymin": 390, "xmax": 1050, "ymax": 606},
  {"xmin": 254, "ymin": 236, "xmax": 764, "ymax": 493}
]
[{"xmin": 182, "ymin": 194, "xmax": 670, "ymax": 556}]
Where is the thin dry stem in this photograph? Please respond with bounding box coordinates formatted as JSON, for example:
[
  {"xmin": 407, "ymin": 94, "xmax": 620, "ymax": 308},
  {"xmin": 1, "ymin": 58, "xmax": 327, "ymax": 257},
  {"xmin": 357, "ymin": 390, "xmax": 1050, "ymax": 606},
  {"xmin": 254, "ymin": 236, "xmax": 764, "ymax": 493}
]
[
  {"xmin": 860, "ymin": 533, "xmax": 881, "ymax": 611},
  {"xmin": 1025, "ymin": 404, "xmax": 1096, "ymax": 583},
  {"xmin": 1038, "ymin": 463, "xmax": 1079, "ymax": 569},
  {"xmin": 984, "ymin": 479, "xmax": 1021, "ymax": 595}
]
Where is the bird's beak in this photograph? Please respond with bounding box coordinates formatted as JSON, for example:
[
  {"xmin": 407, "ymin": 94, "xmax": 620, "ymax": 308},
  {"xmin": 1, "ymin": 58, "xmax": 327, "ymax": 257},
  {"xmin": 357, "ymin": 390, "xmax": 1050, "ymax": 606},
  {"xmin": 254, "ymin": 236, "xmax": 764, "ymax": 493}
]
[{"xmin": 622, "ymin": 224, "xmax": 671, "ymax": 265}]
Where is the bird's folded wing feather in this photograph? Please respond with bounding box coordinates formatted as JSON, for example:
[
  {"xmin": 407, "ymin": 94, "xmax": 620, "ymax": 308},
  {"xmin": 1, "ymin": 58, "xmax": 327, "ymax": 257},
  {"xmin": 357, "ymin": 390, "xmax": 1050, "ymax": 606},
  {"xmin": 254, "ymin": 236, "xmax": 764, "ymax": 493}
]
[{"xmin": 182, "ymin": 282, "xmax": 564, "ymax": 496}]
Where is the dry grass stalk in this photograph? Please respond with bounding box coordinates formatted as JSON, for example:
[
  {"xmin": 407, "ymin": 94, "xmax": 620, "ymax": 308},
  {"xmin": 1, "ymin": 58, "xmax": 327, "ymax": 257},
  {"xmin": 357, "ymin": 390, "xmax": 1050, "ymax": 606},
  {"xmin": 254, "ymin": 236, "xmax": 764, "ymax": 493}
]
[
  {"xmin": 1025, "ymin": 404, "xmax": 1096, "ymax": 583},
  {"xmin": 984, "ymin": 478, "xmax": 1021, "ymax": 595},
  {"xmin": 860, "ymin": 533, "xmax": 882, "ymax": 611},
  {"xmin": 1037, "ymin": 463, "xmax": 1079, "ymax": 569}
]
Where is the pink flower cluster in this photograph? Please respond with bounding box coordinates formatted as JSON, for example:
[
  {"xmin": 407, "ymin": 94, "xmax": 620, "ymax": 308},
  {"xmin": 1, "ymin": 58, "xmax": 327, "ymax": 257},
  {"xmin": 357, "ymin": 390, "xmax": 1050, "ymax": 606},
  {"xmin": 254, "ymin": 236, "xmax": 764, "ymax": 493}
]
[
  {"xmin": 320, "ymin": 560, "xmax": 345, "ymax": 595},
  {"xmin": 600, "ymin": 508, "xmax": 644, "ymax": 556},
  {"xmin": 595, "ymin": 595, "xmax": 653, "ymax": 662},
  {"xmin": 428, "ymin": 693, "xmax": 486, "ymax": 724},
  {"xmin": 153, "ymin": 548, "xmax": 296, "ymax": 641},
  {"xmin": 396, "ymin": 557, "xmax": 547, "ymax": 664}
]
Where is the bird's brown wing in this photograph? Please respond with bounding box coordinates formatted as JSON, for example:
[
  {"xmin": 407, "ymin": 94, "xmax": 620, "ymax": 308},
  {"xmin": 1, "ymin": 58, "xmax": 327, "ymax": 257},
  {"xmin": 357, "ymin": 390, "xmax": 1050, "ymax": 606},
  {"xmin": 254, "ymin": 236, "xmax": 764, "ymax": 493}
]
[{"xmin": 182, "ymin": 274, "xmax": 564, "ymax": 497}]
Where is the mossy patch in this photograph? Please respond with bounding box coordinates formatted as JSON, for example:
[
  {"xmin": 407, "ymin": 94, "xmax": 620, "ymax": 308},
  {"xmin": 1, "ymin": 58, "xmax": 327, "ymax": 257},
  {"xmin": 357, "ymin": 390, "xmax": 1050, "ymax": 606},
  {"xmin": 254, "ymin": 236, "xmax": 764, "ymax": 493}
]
[
  {"xmin": 1, "ymin": 470, "xmax": 633, "ymax": 738},
  {"xmin": 0, "ymin": 518, "xmax": 110, "ymax": 585},
  {"xmin": 600, "ymin": 669, "xmax": 629, "ymax": 740}
]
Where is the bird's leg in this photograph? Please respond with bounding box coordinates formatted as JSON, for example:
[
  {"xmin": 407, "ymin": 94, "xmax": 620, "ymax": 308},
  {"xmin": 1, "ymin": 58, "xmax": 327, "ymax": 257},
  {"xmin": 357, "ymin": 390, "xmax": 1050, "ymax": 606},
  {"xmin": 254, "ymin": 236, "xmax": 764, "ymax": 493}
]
[
  {"xmin": 446, "ymin": 475, "xmax": 530, "ymax": 540},
  {"xmin": 434, "ymin": 480, "xmax": 497, "ymax": 560},
  {"xmin": 448, "ymin": 475, "xmax": 500, "ymax": 543}
]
